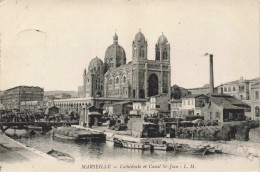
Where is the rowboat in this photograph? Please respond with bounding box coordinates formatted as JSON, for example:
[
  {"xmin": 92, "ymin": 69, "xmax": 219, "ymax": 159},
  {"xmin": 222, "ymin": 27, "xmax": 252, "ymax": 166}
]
[
  {"xmin": 122, "ymin": 141, "xmax": 151, "ymax": 150},
  {"xmin": 47, "ymin": 149, "xmax": 75, "ymax": 163},
  {"xmin": 175, "ymin": 144, "xmax": 208, "ymax": 155},
  {"xmin": 113, "ymin": 138, "xmax": 123, "ymax": 147}
]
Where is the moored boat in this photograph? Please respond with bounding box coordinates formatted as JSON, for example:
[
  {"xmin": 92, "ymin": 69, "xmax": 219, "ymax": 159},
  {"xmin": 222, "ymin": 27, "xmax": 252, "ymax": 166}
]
[
  {"xmin": 47, "ymin": 149, "xmax": 75, "ymax": 163},
  {"xmin": 113, "ymin": 138, "xmax": 123, "ymax": 147},
  {"xmin": 175, "ymin": 144, "xmax": 208, "ymax": 155},
  {"xmin": 122, "ymin": 141, "xmax": 151, "ymax": 150},
  {"xmin": 150, "ymin": 143, "xmax": 175, "ymax": 151},
  {"xmin": 52, "ymin": 127, "xmax": 105, "ymax": 141}
]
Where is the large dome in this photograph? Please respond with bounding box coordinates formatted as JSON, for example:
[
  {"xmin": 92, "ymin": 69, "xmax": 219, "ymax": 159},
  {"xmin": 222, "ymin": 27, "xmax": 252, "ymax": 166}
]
[
  {"xmin": 104, "ymin": 33, "xmax": 126, "ymax": 70},
  {"xmin": 88, "ymin": 57, "xmax": 104, "ymax": 72},
  {"xmin": 158, "ymin": 33, "xmax": 168, "ymax": 45},
  {"xmin": 134, "ymin": 31, "xmax": 145, "ymax": 43}
]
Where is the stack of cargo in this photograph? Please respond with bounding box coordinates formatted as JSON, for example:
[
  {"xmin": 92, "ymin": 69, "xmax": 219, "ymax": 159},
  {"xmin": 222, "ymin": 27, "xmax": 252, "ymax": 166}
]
[
  {"xmin": 216, "ymin": 124, "xmax": 232, "ymax": 141},
  {"xmin": 235, "ymin": 124, "xmax": 250, "ymax": 141}
]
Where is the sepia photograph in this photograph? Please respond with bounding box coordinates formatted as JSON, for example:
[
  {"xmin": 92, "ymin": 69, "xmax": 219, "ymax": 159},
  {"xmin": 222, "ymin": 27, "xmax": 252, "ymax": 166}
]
[{"xmin": 0, "ymin": 0, "xmax": 259, "ymax": 171}]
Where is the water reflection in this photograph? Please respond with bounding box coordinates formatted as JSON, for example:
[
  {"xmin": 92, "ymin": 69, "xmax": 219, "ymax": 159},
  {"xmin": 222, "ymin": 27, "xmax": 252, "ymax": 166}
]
[{"xmin": 12, "ymin": 130, "xmax": 259, "ymax": 170}]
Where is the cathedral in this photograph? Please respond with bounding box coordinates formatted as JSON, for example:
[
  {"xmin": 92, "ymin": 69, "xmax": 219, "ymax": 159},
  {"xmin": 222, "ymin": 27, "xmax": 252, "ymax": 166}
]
[{"xmin": 80, "ymin": 30, "xmax": 171, "ymax": 99}]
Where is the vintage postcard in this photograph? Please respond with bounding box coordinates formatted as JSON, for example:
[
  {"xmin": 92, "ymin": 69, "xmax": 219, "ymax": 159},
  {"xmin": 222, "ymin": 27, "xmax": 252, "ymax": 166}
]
[{"xmin": 0, "ymin": 0, "xmax": 259, "ymax": 172}]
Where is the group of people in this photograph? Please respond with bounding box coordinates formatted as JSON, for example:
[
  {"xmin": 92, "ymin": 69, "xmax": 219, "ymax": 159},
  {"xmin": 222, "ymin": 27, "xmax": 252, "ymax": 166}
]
[
  {"xmin": 0, "ymin": 111, "xmax": 44, "ymax": 122},
  {"xmin": 0, "ymin": 110, "xmax": 80, "ymax": 123}
]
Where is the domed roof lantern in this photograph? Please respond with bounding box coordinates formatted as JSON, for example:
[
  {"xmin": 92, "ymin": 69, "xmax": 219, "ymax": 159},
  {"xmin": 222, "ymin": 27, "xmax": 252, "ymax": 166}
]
[
  {"xmin": 158, "ymin": 32, "xmax": 168, "ymax": 45},
  {"xmin": 113, "ymin": 31, "xmax": 118, "ymax": 44}
]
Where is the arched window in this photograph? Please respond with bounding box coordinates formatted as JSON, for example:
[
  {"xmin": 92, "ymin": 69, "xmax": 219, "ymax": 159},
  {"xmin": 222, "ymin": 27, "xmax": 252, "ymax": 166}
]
[
  {"xmin": 116, "ymin": 77, "xmax": 119, "ymax": 84},
  {"xmin": 123, "ymin": 76, "xmax": 126, "ymax": 83},
  {"xmin": 255, "ymin": 106, "xmax": 259, "ymax": 117},
  {"xmin": 163, "ymin": 51, "xmax": 167, "ymax": 60},
  {"xmin": 142, "ymin": 49, "xmax": 145, "ymax": 57},
  {"xmin": 109, "ymin": 78, "xmax": 113, "ymax": 85}
]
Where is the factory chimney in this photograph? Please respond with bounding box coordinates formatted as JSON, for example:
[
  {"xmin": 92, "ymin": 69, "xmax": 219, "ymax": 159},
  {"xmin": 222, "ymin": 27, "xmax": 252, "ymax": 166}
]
[
  {"xmin": 209, "ymin": 54, "xmax": 214, "ymax": 93},
  {"xmin": 205, "ymin": 53, "xmax": 215, "ymax": 94}
]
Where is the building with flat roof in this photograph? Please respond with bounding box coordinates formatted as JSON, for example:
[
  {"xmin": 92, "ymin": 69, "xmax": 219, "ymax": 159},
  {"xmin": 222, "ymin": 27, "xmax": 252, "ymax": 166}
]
[{"xmin": 0, "ymin": 86, "xmax": 44, "ymax": 110}]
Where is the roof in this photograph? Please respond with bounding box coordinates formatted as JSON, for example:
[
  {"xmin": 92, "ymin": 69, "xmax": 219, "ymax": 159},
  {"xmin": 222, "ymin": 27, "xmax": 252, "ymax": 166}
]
[
  {"xmin": 105, "ymin": 62, "xmax": 132, "ymax": 75},
  {"xmin": 4, "ymin": 86, "xmax": 43, "ymax": 92},
  {"xmin": 113, "ymin": 101, "xmax": 132, "ymax": 105},
  {"xmin": 251, "ymin": 82, "xmax": 260, "ymax": 87},
  {"xmin": 150, "ymin": 93, "xmax": 168, "ymax": 98},
  {"xmin": 182, "ymin": 94, "xmax": 208, "ymax": 99},
  {"xmin": 169, "ymin": 99, "xmax": 182, "ymax": 103},
  {"xmin": 207, "ymin": 93, "xmax": 250, "ymax": 110},
  {"xmin": 187, "ymin": 85, "xmax": 210, "ymax": 90}
]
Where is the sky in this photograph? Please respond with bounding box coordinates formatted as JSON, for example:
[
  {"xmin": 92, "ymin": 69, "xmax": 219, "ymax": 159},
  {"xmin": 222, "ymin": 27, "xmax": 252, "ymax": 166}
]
[{"xmin": 0, "ymin": 0, "xmax": 259, "ymax": 91}]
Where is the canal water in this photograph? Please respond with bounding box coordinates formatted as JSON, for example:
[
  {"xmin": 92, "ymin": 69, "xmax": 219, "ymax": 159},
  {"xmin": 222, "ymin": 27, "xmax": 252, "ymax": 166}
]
[{"xmin": 9, "ymin": 129, "xmax": 259, "ymax": 172}]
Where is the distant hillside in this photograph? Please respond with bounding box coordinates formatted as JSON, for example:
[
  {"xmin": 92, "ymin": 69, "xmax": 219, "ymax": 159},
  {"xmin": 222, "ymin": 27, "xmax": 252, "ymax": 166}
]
[{"xmin": 44, "ymin": 90, "xmax": 78, "ymax": 98}]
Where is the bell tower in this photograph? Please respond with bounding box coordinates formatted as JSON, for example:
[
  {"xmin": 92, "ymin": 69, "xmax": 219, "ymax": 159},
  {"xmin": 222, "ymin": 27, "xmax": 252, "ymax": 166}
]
[
  {"xmin": 132, "ymin": 29, "xmax": 148, "ymax": 61},
  {"xmin": 155, "ymin": 33, "xmax": 170, "ymax": 62}
]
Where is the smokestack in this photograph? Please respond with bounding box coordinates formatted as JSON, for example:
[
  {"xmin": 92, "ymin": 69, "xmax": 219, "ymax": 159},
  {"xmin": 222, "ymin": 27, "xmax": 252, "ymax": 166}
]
[{"xmin": 209, "ymin": 54, "xmax": 214, "ymax": 93}]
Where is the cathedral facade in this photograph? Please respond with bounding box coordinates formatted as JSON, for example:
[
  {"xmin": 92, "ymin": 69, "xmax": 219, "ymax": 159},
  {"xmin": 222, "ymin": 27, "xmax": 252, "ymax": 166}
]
[{"xmin": 81, "ymin": 30, "xmax": 171, "ymax": 99}]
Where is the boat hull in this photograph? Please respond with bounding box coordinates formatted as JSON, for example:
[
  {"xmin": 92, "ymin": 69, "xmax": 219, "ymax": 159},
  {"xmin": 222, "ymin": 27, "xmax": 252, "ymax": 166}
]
[{"xmin": 122, "ymin": 141, "xmax": 151, "ymax": 150}]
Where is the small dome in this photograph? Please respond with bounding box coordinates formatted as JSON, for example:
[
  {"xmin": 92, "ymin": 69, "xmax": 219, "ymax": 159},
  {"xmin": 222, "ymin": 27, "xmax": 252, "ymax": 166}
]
[
  {"xmin": 158, "ymin": 33, "xmax": 168, "ymax": 45},
  {"xmin": 88, "ymin": 57, "xmax": 104, "ymax": 72},
  {"xmin": 134, "ymin": 31, "xmax": 145, "ymax": 43}
]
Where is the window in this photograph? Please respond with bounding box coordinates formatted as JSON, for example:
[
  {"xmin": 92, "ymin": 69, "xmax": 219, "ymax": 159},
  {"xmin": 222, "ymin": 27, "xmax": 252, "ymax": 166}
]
[
  {"xmin": 216, "ymin": 112, "xmax": 220, "ymax": 119},
  {"xmin": 109, "ymin": 78, "xmax": 113, "ymax": 85},
  {"xmin": 209, "ymin": 112, "xmax": 213, "ymax": 120},
  {"xmin": 255, "ymin": 106, "xmax": 259, "ymax": 117},
  {"xmin": 240, "ymin": 85, "xmax": 245, "ymax": 91},
  {"xmin": 228, "ymin": 86, "xmax": 231, "ymax": 92},
  {"xmin": 188, "ymin": 100, "xmax": 190, "ymax": 105},
  {"xmin": 123, "ymin": 76, "xmax": 126, "ymax": 83},
  {"xmin": 229, "ymin": 113, "xmax": 233, "ymax": 120},
  {"xmin": 256, "ymin": 91, "xmax": 259, "ymax": 100},
  {"xmin": 142, "ymin": 49, "xmax": 145, "ymax": 57},
  {"xmin": 116, "ymin": 77, "xmax": 119, "ymax": 84},
  {"xmin": 233, "ymin": 86, "xmax": 236, "ymax": 91},
  {"xmin": 224, "ymin": 87, "xmax": 227, "ymax": 92}
]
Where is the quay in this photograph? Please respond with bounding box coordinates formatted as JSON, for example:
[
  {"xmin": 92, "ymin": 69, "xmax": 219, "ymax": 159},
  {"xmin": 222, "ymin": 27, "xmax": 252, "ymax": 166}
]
[
  {"xmin": 72, "ymin": 125, "xmax": 260, "ymax": 158},
  {"xmin": 0, "ymin": 133, "xmax": 75, "ymax": 172},
  {"xmin": 0, "ymin": 133, "xmax": 56, "ymax": 162}
]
